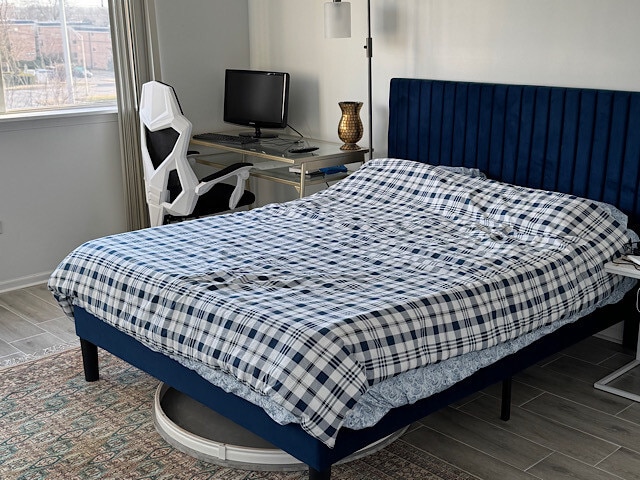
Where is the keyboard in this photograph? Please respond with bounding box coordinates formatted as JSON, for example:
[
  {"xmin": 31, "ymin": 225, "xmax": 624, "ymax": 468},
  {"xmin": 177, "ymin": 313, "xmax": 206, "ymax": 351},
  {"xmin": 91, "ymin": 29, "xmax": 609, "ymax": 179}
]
[{"xmin": 192, "ymin": 132, "xmax": 258, "ymax": 145}]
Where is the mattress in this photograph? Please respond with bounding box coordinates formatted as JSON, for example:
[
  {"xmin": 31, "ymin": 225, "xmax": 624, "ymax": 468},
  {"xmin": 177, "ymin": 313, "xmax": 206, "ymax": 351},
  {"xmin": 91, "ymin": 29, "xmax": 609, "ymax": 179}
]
[{"xmin": 49, "ymin": 158, "xmax": 634, "ymax": 447}]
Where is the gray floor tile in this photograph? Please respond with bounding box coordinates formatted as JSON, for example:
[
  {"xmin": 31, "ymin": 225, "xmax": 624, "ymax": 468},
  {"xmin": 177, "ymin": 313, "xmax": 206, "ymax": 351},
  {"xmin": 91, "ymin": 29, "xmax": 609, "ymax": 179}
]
[
  {"xmin": 618, "ymin": 403, "xmax": 640, "ymax": 425},
  {"xmin": 0, "ymin": 351, "xmax": 27, "ymax": 365},
  {"xmin": 608, "ymin": 365, "xmax": 640, "ymax": 396},
  {"xmin": 535, "ymin": 351, "xmax": 562, "ymax": 367},
  {"xmin": 543, "ymin": 354, "xmax": 619, "ymax": 384},
  {"xmin": 0, "ymin": 338, "xmax": 20, "ymax": 357},
  {"xmin": 419, "ymin": 406, "xmax": 551, "ymax": 470},
  {"xmin": 10, "ymin": 332, "xmax": 69, "ymax": 355},
  {"xmin": 0, "ymin": 306, "xmax": 45, "ymax": 342},
  {"xmin": 459, "ymin": 394, "xmax": 619, "ymax": 465},
  {"xmin": 527, "ymin": 452, "xmax": 624, "ymax": 480},
  {"xmin": 0, "ymin": 289, "xmax": 65, "ymax": 323},
  {"xmin": 24, "ymin": 283, "xmax": 59, "ymax": 307},
  {"xmin": 38, "ymin": 317, "xmax": 77, "ymax": 344},
  {"xmin": 516, "ymin": 365, "xmax": 634, "ymax": 415},
  {"xmin": 522, "ymin": 393, "xmax": 640, "ymax": 454},
  {"xmin": 601, "ymin": 352, "xmax": 638, "ymax": 371},
  {"xmin": 448, "ymin": 390, "xmax": 484, "ymax": 408},
  {"xmin": 403, "ymin": 425, "xmax": 540, "ymax": 479},
  {"xmin": 597, "ymin": 447, "xmax": 640, "ymax": 480},
  {"xmin": 482, "ymin": 379, "xmax": 544, "ymax": 407},
  {"xmin": 561, "ymin": 336, "xmax": 628, "ymax": 363}
]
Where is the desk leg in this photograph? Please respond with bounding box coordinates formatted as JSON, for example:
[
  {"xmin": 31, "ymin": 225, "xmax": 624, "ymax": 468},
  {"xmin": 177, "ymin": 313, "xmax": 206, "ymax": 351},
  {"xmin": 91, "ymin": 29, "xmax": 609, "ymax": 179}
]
[
  {"xmin": 594, "ymin": 317, "xmax": 640, "ymax": 401},
  {"xmin": 299, "ymin": 170, "xmax": 306, "ymax": 198}
]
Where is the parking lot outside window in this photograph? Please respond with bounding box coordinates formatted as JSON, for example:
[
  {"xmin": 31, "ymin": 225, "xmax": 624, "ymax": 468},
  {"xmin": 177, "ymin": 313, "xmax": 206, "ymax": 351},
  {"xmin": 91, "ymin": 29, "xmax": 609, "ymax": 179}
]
[{"xmin": 0, "ymin": 0, "xmax": 117, "ymax": 116}]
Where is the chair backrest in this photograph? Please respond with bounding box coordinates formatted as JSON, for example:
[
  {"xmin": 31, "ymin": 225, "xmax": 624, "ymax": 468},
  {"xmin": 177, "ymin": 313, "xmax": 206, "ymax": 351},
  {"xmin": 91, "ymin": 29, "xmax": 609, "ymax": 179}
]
[{"xmin": 139, "ymin": 81, "xmax": 200, "ymax": 227}]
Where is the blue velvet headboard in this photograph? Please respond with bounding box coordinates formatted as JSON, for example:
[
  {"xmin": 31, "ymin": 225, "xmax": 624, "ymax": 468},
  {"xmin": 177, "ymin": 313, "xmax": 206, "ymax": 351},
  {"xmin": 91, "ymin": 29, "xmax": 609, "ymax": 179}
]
[{"xmin": 388, "ymin": 78, "xmax": 640, "ymax": 224}]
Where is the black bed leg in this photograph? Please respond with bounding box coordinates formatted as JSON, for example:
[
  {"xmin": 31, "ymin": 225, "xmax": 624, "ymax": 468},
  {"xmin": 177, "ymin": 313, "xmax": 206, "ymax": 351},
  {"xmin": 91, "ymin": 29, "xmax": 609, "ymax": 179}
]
[
  {"xmin": 501, "ymin": 377, "xmax": 512, "ymax": 421},
  {"xmin": 309, "ymin": 466, "xmax": 331, "ymax": 480},
  {"xmin": 80, "ymin": 338, "xmax": 99, "ymax": 382}
]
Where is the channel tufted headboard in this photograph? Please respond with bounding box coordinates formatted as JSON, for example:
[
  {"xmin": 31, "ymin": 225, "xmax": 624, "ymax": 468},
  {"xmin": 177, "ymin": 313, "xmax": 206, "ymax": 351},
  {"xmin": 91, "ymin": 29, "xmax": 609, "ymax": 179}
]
[{"xmin": 388, "ymin": 78, "xmax": 640, "ymax": 224}]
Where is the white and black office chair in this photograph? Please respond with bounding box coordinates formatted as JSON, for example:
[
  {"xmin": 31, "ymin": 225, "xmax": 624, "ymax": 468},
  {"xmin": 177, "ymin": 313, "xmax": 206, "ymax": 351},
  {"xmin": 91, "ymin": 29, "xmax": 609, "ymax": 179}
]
[{"xmin": 139, "ymin": 81, "xmax": 255, "ymax": 227}]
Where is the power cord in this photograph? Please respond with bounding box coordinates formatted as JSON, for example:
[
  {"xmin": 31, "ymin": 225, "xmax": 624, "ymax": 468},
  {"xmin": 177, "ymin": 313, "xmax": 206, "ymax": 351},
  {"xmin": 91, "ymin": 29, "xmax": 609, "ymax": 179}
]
[{"xmin": 287, "ymin": 123, "xmax": 304, "ymax": 137}]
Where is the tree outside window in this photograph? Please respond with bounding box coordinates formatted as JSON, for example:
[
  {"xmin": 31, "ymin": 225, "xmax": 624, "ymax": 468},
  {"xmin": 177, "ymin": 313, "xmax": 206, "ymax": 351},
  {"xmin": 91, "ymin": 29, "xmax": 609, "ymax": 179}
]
[{"xmin": 0, "ymin": 0, "xmax": 116, "ymax": 114}]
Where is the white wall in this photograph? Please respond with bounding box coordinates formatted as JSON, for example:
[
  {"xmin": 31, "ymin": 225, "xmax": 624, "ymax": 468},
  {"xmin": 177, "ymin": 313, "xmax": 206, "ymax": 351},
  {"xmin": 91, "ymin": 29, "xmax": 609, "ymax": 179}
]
[
  {"xmin": 153, "ymin": 0, "xmax": 250, "ymax": 134},
  {"xmin": 0, "ymin": 113, "xmax": 126, "ymax": 290},
  {"xmin": 248, "ymin": 0, "xmax": 640, "ymax": 159}
]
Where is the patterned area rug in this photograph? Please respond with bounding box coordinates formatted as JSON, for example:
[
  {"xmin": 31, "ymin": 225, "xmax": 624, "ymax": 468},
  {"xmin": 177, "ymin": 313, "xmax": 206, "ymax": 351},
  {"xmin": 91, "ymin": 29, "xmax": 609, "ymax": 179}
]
[{"xmin": 0, "ymin": 348, "xmax": 476, "ymax": 480}]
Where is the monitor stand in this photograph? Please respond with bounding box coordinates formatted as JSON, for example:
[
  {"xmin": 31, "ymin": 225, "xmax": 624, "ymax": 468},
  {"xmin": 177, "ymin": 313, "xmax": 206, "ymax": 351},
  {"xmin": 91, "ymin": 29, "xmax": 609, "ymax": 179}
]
[{"xmin": 239, "ymin": 126, "xmax": 278, "ymax": 139}]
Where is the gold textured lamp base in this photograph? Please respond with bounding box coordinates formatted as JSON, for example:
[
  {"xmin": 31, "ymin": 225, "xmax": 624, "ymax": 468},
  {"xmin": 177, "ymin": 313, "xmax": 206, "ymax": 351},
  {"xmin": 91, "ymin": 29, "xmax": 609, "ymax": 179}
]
[{"xmin": 338, "ymin": 101, "xmax": 363, "ymax": 151}]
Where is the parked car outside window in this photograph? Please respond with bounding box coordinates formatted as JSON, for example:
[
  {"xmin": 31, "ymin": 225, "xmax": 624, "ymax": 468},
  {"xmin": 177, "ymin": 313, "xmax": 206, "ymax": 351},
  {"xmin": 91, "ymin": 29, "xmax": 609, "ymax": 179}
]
[{"xmin": 72, "ymin": 66, "xmax": 93, "ymax": 78}]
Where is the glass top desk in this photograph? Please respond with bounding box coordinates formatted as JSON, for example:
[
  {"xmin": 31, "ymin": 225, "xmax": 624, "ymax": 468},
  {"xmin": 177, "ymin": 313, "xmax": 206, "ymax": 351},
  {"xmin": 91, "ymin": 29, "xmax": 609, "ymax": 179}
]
[{"xmin": 190, "ymin": 131, "xmax": 368, "ymax": 198}]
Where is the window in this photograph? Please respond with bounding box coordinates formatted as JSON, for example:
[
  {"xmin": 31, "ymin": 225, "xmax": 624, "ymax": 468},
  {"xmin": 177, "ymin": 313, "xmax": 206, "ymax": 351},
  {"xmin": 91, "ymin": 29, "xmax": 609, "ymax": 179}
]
[{"xmin": 0, "ymin": 0, "xmax": 116, "ymax": 115}]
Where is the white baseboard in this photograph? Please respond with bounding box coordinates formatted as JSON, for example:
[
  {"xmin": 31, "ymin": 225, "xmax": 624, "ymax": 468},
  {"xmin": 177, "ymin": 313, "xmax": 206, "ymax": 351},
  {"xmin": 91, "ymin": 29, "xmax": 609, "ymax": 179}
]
[{"xmin": 0, "ymin": 272, "xmax": 52, "ymax": 294}]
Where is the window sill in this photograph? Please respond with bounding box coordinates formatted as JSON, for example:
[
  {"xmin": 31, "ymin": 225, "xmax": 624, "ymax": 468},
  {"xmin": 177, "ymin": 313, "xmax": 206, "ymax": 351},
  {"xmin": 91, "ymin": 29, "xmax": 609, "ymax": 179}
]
[
  {"xmin": 0, "ymin": 105, "xmax": 118, "ymax": 123},
  {"xmin": 0, "ymin": 105, "xmax": 118, "ymax": 133}
]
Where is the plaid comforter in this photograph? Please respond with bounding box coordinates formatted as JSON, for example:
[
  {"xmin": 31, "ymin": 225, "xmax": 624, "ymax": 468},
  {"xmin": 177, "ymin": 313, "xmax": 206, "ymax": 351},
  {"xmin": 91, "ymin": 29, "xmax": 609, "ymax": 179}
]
[{"xmin": 49, "ymin": 158, "xmax": 631, "ymax": 447}]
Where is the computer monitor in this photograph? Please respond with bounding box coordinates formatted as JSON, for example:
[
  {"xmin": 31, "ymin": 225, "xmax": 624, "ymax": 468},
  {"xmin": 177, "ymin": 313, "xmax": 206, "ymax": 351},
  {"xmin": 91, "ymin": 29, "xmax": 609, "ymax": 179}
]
[{"xmin": 223, "ymin": 69, "xmax": 290, "ymax": 139}]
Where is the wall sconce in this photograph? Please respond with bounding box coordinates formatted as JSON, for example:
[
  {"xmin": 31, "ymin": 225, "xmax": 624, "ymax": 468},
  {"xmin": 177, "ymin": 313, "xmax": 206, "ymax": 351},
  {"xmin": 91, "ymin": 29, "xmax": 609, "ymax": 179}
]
[
  {"xmin": 324, "ymin": 0, "xmax": 351, "ymax": 38},
  {"xmin": 324, "ymin": 0, "xmax": 374, "ymax": 159}
]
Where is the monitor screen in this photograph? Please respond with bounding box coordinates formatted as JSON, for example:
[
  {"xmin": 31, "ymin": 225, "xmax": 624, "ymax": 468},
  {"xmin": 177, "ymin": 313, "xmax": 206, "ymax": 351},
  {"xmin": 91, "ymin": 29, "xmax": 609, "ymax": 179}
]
[{"xmin": 223, "ymin": 69, "xmax": 290, "ymax": 138}]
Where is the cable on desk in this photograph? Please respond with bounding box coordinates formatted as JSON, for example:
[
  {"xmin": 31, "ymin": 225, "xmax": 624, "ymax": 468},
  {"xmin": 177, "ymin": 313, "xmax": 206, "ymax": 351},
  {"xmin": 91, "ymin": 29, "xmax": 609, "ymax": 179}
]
[
  {"xmin": 259, "ymin": 137, "xmax": 317, "ymax": 156},
  {"xmin": 287, "ymin": 123, "xmax": 304, "ymax": 137}
]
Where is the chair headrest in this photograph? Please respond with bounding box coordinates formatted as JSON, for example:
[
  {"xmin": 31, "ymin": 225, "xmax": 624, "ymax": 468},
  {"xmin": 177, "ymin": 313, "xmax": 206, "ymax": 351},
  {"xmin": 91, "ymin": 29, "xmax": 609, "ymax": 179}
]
[{"xmin": 140, "ymin": 81, "xmax": 184, "ymax": 131}]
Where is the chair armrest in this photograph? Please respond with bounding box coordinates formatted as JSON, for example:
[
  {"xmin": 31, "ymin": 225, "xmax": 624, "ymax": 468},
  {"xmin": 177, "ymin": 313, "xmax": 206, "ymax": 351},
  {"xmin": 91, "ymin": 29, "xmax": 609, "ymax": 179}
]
[
  {"xmin": 194, "ymin": 162, "xmax": 253, "ymax": 196},
  {"xmin": 200, "ymin": 162, "xmax": 253, "ymax": 182}
]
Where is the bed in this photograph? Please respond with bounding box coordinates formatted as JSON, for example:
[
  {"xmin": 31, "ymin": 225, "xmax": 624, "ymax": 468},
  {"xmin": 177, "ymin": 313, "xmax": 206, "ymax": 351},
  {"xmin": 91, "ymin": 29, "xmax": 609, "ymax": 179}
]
[{"xmin": 48, "ymin": 78, "xmax": 640, "ymax": 480}]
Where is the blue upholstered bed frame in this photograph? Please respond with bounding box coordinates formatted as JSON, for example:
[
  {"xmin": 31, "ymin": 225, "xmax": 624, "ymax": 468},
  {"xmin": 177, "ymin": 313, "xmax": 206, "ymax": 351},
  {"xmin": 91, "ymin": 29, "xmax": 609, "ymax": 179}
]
[
  {"xmin": 388, "ymin": 78, "xmax": 640, "ymax": 222},
  {"xmin": 76, "ymin": 78, "xmax": 640, "ymax": 480}
]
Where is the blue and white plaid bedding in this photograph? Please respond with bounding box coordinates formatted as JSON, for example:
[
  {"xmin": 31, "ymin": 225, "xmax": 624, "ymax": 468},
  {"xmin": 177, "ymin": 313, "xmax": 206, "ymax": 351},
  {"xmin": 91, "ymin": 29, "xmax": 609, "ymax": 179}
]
[{"xmin": 49, "ymin": 158, "xmax": 633, "ymax": 447}]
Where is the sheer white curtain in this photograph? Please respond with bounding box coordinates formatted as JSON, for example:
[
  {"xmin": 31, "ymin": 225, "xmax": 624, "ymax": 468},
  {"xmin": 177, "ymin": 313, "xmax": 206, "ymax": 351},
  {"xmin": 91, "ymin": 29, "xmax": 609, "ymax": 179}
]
[{"xmin": 109, "ymin": 0, "xmax": 160, "ymax": 231}]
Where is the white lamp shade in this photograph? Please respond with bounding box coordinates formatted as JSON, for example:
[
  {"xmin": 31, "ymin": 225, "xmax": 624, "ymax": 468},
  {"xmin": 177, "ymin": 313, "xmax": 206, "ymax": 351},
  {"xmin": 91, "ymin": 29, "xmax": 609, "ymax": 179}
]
[{"xmin": 324, "ymin": 2, "xmax": 351, "ymax": 38}]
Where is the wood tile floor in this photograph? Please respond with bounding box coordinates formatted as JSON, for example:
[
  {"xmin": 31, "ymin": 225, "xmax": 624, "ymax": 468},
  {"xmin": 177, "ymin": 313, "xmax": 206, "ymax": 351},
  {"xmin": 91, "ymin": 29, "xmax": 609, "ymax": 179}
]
[
  {"xmin": 0, "ymin": 283, "xmax": 76, "ymax": 364},
  {"xmin": 1, "ymin": 284, "xmax": 639, "ymax": 479},
  {"xmin": 402, "ymin": 336, "xmax": 640, "ymax": 479}
]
